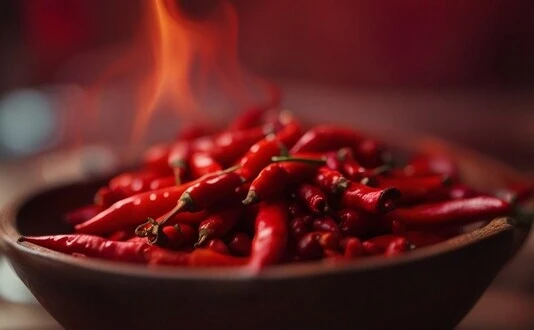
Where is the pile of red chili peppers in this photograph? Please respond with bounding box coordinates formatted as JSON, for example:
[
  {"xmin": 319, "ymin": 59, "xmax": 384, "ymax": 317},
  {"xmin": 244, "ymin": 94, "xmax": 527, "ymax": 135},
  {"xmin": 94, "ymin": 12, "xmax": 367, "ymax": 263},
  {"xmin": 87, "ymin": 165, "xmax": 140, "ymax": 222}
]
[{"xmin": 19, "ymin": 107, "xmax": 532, "ymax": 271}]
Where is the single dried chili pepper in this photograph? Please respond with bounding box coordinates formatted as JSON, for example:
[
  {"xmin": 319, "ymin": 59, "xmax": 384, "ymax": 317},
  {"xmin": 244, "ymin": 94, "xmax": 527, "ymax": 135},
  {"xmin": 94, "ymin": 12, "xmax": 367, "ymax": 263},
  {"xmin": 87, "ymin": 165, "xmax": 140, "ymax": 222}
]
[
  {"xmin": 384, "ymin": 237, "xmax": 409, "ymax": 257},
  {"xmin": 76, "ymin": 180, "xmax": 199, "ymax": 235},
  {"xmin": 337, "ymin": 209, "xmax": 371, "ymax": 238},
  {"xmin": 341, "ymin": 182, "xmax": 401, "ymax": 214},
  {"xmin": 248, "ymin": 200, "xmax": 289, "ymax": 269},
  {"xmin": 388, "ymin": 196, "xmax": 511, "ymax": 227},
  {"xmin": 189, "ymin": 152, "xmax": 223, "ymax": 179},
  {"xmin": 313, "ymin": 167, "xmax": 351, "ymax": 195},
  {"xmin": 290, "ymin": 125, "xmax": 364, "ymax": 154},
  {"xmin": 296, "ymin": 184, "xmax": 329, "ymax": 214},
  {"xmin": 377, "ymin": 175, "xmax": 451, "ymax": 204},
  {"xmin": 206, "ymin": 239, "xmax": 231, "ymax": 255},
  {"xmin": 228, "ymin": 232, "xmax": 252, "ymax": 256},
  {"xmin": 142, "ymin": 143, "xmax": 173, "ymax": 175},
  {"xmin": 20, "ymin": 235, "xmax": 150, "ymax": 263},
  {"xmin": 195, "ymin": 207, "xmax": 243, "ymax": 246},
  {"xmin": 242, "ymin": 163, "xmax": 290, "ymax": 205},
  {"xmin": 64, "ymin": 205, "xmax": 104, "ymax": 226}
]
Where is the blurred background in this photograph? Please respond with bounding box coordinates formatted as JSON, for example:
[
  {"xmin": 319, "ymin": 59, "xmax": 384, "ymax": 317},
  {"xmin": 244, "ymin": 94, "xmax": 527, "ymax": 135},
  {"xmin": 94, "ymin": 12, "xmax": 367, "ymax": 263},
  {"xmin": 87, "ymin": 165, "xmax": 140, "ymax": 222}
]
[{"xmin": 0, "ymin": 0, "xmax": 533, "ymax": 329}]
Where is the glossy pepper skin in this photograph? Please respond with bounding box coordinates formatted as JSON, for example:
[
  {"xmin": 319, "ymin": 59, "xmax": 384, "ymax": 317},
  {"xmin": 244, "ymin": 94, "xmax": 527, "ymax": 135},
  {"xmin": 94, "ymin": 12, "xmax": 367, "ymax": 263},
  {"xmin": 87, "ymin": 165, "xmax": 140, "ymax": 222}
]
[
  {"xmin": 290, "ymin": 125, "xmax": 364, "ymax": 154},
  {"xmin": 242, "ymin": 163, "xmax": 290, "ymax": 205},
  {"xmin": 208, "ymin": 126, "xmax": 267, "ymax": 166},
  {"xmin": 20, "ymin": 235, "xmax": 150, "ymax": 263},
  {"xmin": 75, "ymin": 182, "xmax": 197, "ymax": 235},
  {"xmin": 377, "ymin": 175, "xmax": 451, "ymax": 204},
  {"xmin": 296, "ymin": 184, "xmax": 329, "ymax": 214},
  {"xmin": 142, "ymin": 143, "xmax": 173, "ymax": 176},
  {"xmin": 341, "ymin": 183, "xmax": 401, "ymax": 214},
  {"xmin": 388, "ymin": 196, "xmax": 511, "ymax": 227},
  {"xmin": 189, "ymin": 152, "xmax": 223, "ymax": 179},
  {"xmin": 196, "ymin": 207, "xmax": 243, "ymax": 246},
  {"xmin": 161, "ymin": 224, "xmax": 197, "ymax": 250},
  {"xmin": 148, "ymin": 248, "xmax": 248, "ymax": 267},
  {"xmin": 108, "ymin": 171, "xmax": 161, "ymax": 200},
  {"xmin": 313, "ymin": 167, "xmax": 351, "ymax": 195},
  {"xmin": 248, "ymin": 201, "xmax": 289, "ymax": 270}
]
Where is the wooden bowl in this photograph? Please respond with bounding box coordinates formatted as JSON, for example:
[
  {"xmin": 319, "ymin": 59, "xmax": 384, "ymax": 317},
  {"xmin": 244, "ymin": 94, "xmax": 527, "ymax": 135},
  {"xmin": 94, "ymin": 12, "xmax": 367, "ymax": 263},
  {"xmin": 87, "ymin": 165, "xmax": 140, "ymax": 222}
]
[{"xmin": 0, "ymin": 137, "xmax": 532, "ymax": 330}]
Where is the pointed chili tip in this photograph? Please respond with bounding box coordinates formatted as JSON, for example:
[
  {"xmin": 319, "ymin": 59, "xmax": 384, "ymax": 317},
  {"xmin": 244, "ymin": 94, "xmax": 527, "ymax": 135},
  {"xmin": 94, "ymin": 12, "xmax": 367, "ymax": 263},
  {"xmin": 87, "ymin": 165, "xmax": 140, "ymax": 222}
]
[{"xmin": 242, "ymin": 190, "xmax": 258, "ymax": 205}]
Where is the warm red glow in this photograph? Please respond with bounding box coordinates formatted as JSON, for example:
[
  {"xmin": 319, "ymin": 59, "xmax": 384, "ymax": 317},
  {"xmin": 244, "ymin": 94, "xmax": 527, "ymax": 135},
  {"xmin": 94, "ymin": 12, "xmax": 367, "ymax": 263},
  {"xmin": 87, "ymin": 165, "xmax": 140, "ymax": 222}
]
[{"xmin": 82, "ymin": 0, "xmax": 273, "ymax": 145}]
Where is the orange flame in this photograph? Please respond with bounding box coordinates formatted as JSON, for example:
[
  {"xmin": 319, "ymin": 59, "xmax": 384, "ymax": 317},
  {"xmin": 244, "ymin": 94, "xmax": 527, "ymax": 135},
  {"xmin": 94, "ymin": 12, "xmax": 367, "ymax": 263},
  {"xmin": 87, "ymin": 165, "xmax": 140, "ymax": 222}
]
[{"xmin": 79, "ymin": 0, "xmax": 274, "ymax": 146}]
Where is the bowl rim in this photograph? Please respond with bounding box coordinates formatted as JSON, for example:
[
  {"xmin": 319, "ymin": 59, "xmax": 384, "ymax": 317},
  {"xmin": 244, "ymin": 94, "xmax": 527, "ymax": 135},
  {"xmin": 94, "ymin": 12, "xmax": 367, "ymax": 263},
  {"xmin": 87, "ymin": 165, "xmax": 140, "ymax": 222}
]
[{"xmin": 0, "ymin": 135, "xmax": 531, "ymax": 281}]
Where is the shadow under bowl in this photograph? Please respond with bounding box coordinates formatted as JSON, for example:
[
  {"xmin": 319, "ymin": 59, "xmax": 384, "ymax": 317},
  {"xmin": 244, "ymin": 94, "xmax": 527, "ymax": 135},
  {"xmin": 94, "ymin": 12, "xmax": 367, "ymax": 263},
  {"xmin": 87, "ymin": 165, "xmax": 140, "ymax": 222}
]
[{"xmin": 0, "ymin": 136, "xmax": 532, "ymax": 330}]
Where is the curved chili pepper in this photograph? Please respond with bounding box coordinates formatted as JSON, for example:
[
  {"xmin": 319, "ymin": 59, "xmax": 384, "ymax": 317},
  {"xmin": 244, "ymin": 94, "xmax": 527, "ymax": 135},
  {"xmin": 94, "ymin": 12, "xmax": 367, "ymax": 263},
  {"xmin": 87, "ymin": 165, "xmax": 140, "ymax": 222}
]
[
  {"xmin": 313, "ymin": 167, "xmax": 351, "ymax": 195},
  {"xmin": 149, "ymin": 176, "xmax": 176, "ymax": 191},
  {"xmin": 189, "ymin": 152, "xmax": 223, "ymax": 179},
  {"xmin": 206, "ymin": 239, "xmax": 231, "ymax": 255},
  {"xmin": 20, "ymin": 235, "xmax": 150, "ymax": 263},
  {"xmin": 209, "ymin": 126, "xmax": 268, "ymax": 166},
  {"xmin": 296, "ymin": 184, "xmax": 329, "ymax": 214},
  {"xmin": 312, "ymin": 217, "xmax": 341, "ymax": 237},
  {"xmin": 337, "ymin": 209, "xmax": 371, "ymax": 238},
  {"xmin": 167, "ymin": 141, "xmax": 193, "ymax": 184},
  {"xmin": 384, "ymin": 237, "xmax": 409, "ymax": 257},
  {"xmin": 377, "ymin": 175, "xmax": 451, "ymax": 204},
  {"xmin": 64, "ymin": 205, "xmax": 104, "ymax": 226},
  {"xmin": 341, "ymin": 182, "xmax": 401, "ymax": 214},
  {"xmin": 290, "ymin": 125, "xmax": 364, "ymax": 154},
  {"xmin": 196, "ymin": 207, "xmax": 243, "ymax": 246},
  {"xmin": 388, "ymin": 196, "xmax": 511, "ymax": 227},
  {"xmin": 248, "ymin": 200, "xmax": 289, "ymax": 269},
  {"xmin": 76, "ymin": 180, "xmax": 198, "ymax": 235},
  {"xmin": 296, "ymin": 232, "xmax": 324, "ymax": 260},
  {"xmin": 142, "ymin": 143, "xmax": 173, "ymax": 175},
  {"xmin": 228, "ymin": 232, "xmax": 252, "ymax": 256},
  {"xmin": 242, "ymin": 163, "xmax": 290, "ymax": 205}
]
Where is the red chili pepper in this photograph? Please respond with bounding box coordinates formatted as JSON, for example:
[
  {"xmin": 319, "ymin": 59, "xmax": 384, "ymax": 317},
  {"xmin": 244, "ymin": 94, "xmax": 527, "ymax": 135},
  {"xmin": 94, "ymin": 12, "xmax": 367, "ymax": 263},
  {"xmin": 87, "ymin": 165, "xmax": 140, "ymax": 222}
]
[
  {"xmin": 142, "ymin": 143, "xmax": 173, "ymax": 175},
  {"xmin": 296, "ymin": 184, "xmax": 329, "ymax": 214},
  {"xmin": 362, "ymin": 241, "xmax": 382, "ymax": 255},
  {"xmin": 318, "ymin": 232, "xmax": 339, "ymax": 250},
  {"xmin": 20, "ymin": 235, "xmax": 150, "ymax": 263},
  {"xmin": 296, "ymin": 232, "xmax": 324, "ymax": 260},
  {"xmin": 248, "ymin": 201, "xmax": 289, "ymax": 269},
  {"xmin": 94, "ymin": 187, "xmax": 117, "ymax": 208},
  {"xmin": 363, "ymin": 234, "xmax": 403, "ymax": 253},
  {"xmin": 209, "ymin": 126, "xmax": 268, "ymax": 166},
  {"xmin": 312, "ymin": 217, "xmax": 342, "ymax": 237},
  {"xmin": 313, "ymin": 167, "xmax": 351, "ymax": 195},
  {"xmin": 161, "ymin": 223, "xmax": 197, "ymax": 250},
  {"xmin": 388, "ymin": 196, "xmax": 511, "ymax": 227},
  {"xmin": 355, "ymin": 139, "xmax": 386, "ymax": 168},
  {"xmin": 377, "ymin": 175, "xmax": 451, "ymax": 204},
  {"xmin": 337, "ymin": 209, "xmax": 371, "ymax": 238},
  {"xmin": 167, "ymin": 141, "xmax": 193, "ymax": 184},
  {"xmin": 188, "ymin": 152, "xmax": 223, "ymax": 179},
  {"xmin": 206, "ymin": 239, "xmax": 231, "ymax": 255},
  {"xmin": 108, "ymin": 171, "xmax": 161, "ymax": 200},
  {"xmin": 64, "ymin": 205, "xmax": 104, "ymax": 226},
  {"xmin": 289, "ymin": 215, "xmax": 313, "ymax": 239},
  {"xmin": 242, "ymin": 163, "xmax": 290, "ymax": 205},
  {"xmin": 196, "ymin": 207, "xmax": 243, "ymax": 246},
  {"xmin": 108, "ymin": 228, "xmax": 135, "ymax": 242},
  {"xmin": 340, "ymin": 237, "xmax": 364, "ymax": 258},
  {"xmin": 228, "ymin": 232, "xmax": 252, "ymax": 256},
  {"xmin": 385, "ymin": 237, "xmax": 409, "ymax": 257},
  {"xmin": 341, "ymin": 182, "xmax": 401, "ymax": 214},
  {"xmin": 290, "ymin": 125, "xmax": 364, "ymax": 154},
  {"xmin": 277, "ymin": 159, "xmax": 325, "ymax": 182},
  {"xmin": 149, "ymin": 176, "xmax": 176, "ymax": 191},
  {"xmin": 76, "ymin": 180, "xmax": 198, "ymax": 235}
]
